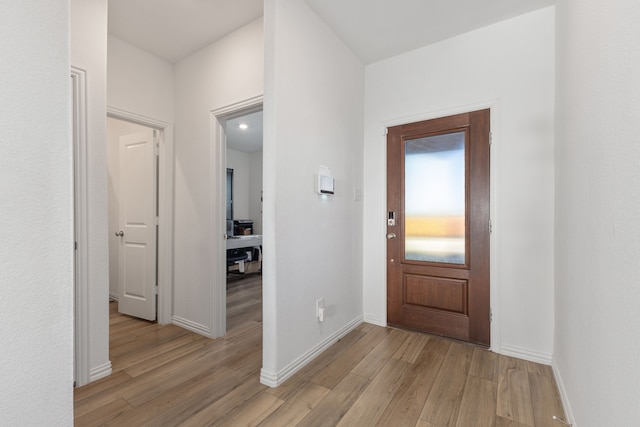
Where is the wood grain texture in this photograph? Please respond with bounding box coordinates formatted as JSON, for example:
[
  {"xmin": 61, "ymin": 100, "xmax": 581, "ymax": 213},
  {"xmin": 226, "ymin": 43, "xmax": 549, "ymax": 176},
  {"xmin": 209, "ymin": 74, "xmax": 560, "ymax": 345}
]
[
  {"xmin": 337, "ymin": 358, "xmax": 410, "ymax": 426},
  {"xmin": 75, "ymin": 275, "xmax": 565, "ymax": 427},
  {"xmin": 456, "ymin": 375, "xmax": 497, "ymax": 427},
  {"xmin": 420, "ymin": 341, "xmax": 474, "ymax": 425},
  {"xmin": 376, "ymin": 337, "xmax": 450, "ymax": 427},
  {"xmin": 497, "ymin": 355, "xmax": 535, "ymax": 426}
]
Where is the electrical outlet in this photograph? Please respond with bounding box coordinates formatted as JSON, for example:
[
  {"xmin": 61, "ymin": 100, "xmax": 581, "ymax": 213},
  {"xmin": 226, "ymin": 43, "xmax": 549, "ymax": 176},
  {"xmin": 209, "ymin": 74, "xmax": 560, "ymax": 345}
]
[{"xmin": 316, "ymin": 298, "xmax": 325, "ymax": 322}]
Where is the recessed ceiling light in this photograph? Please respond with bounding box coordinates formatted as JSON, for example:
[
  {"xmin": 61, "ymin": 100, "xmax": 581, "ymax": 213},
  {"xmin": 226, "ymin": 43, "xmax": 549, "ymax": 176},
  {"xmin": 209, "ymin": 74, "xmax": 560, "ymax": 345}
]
[{"xmin": 238, "ymin": 123, "xmax": 248, "ymax": 130}]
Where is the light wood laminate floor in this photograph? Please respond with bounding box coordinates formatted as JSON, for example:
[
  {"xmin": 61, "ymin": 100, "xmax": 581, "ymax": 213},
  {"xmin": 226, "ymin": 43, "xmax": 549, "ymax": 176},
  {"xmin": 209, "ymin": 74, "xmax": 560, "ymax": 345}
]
[{"xmin": 74, "ymin": 274, "xmax": 566, "ymax": 426}]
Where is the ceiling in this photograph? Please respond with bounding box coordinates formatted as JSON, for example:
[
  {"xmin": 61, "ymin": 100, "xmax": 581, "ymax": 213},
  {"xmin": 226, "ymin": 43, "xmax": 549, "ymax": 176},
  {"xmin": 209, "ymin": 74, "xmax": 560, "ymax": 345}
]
[
  {"xmin": 108, "ymin": 0, "xmax": 264, "ymax": 63},
  {"xmin": 306, "ymin": 0, "xmax": 555, "ymax": 64},
  {"xmin": 225, "ymin": 110, "xmax": 263, "ymax": 153},
  {"xmin": 108, "ymin": 0, "xmax": 554, "ymax": 65},
  {"xmin": 108, "ymin": 0, "xmax": 554, "ymax": 150}
]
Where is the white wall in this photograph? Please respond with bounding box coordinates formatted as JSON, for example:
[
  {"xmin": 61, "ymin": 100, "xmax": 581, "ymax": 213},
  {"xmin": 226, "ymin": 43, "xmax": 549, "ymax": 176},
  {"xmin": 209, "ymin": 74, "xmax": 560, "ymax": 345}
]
[
  {"xmin": 173, "ymin": 18, "xmax": 264, "ymax": 331},
  {"xmin": 71, "ymin": 0, "xmax": 111, "ymax": 382},
  {"xmin": 262, "ymin": 0, "xmax": 364, "ymax": 384},
  {"xmin": 248, "ymin": 150, "xmax": 264, "ymax": 235},
  {"xmin": 0, "ymin": 1, "xmax": 73, "ymax": 424},
  {"xmin": 227, "ymin": 149, "xmax": 252, "ymax": 221},
  {"xmin": 107, "ymin": 118, "xmax": 151, "ymax": 298},
  {"xmin": 554, "ymin": 1, "xmax": 640, "ymax": 425},
  {"xmin": 363, "ymin": 7, "xmax": 556, "ymax": 362},
  {"xmin": 107, "ymin": 35, "xmax": 174, "ymax": 123},
  {"xmin": 227, "ymin": 148, "xmax": 263, "ymax": 234}
]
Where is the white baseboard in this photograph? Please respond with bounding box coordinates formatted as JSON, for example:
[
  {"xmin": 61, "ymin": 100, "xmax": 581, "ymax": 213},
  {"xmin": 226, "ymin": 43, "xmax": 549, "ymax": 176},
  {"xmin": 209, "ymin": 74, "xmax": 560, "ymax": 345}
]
[
  {"xmin": 552, "ymin": 360, "xmax": 576, "ymax": 426},
  {"xmin": 363, "ymin": 313, "xmax": 386, "ymax": 327},
  {"xmin": 500, "ymin": 344, "xmax": 553, "ymax": 365},
  {"xmin": 89, "ymin": 361, "xmax": 112, "ymax": 383},
  {"xmin": 172, "ymin": 315, "xmax": 211, "ymax": 337},
  {"xmin": 260, "ymin": 315, "xmax": 363, "ymax": 388}
]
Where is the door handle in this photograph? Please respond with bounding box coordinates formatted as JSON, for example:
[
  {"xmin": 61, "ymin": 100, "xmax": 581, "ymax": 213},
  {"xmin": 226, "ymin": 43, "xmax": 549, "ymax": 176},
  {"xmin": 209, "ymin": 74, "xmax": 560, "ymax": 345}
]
[
  {"xmin": 115, "ymin": 231, "xmax": 124, "ymax": 237},
  {"xmin": 386, "ymin": 233, "xmax": 396, "ymax": 240}
]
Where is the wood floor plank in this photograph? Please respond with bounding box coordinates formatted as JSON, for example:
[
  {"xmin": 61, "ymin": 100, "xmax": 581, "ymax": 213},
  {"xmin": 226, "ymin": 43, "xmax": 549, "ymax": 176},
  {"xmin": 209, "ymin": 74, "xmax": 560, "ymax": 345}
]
[
  {"xmin": 496, "ymin": 355, "xmax": 535, "ymax": 426},
  {"xmin": 496, "ymin": 416, "xmax": 530, "ymax": 427},
  {"xmin": 104, "ymin": 366, "xmax": 237, "ymax": 426},
  {"xmin": 456, "ymin": 375, "xmax": 497, "ymax": 427},
  {"xmin": 150, "ymin": 369, "xmax": 261, "ymax": 426},
  {"xmin": 74, "ymin": 372, "xmax": 135, "ymax": 418},
  {"xmin": 392, "ymin": 332, "xmax": 430, "ymax": 364},
  {"xmin": 529, "ymin": 372, "xmax": 565, "ymax": 427},
  {"xmin": 257, "ymin": 383, "xmax": 329, "ymax": 426},
  {"xmin": 109, "ymin": 324, "xmax": 191, "ymax": 359},
  {"xmin": 297, "ymin": 373, "xmax": 371, "ymax": 427},
  {"xmin": 376, "ymin": 337, "xmax": 451, "ymax": 427},
  {"xmin": 216, "ymin": 392, "xmax": 284, "ymax": 427},
  {"xmin": 415, "ymin": 419, "xmax": 438, "ymax": 427},
  {"xmin": 177, "ymin": 376, "xmax": 268, "ymax": 426},
  {"xmin": 419, "ymin": 341, "xmax": 474, "ymax": 426},
  {"xmin": 73, "ymin": 370, "xmax": 131, "ymax": 402},
  {"xmin": 526, "ymin": 360, "xmax": 554, "ymax": 378},
  {"xmin": 119, "ymin": 344, "xmax": 240, "ymax": 408},
  {"xmin": 337, "ymin": 358, "xmax": 410, "ymax": 426},
  {"xmin": 112, "ymin": 333, "xmax": 206, "ymax": 375},
  {"xmin": 265, "ymin": 328, "xmax": 369, "ymax": 401},
  {"xmin": 470, "ymin": 347, "xmax": 499, "ymax": 382},
  {"xmin": 310, "ymin": 324, "xmax": 390, "ymax": 389},
  {"xmin": 351, "ymin": 328, "xmax": 410, "ymax": 379},
  {"xmin": 74, "ymin": 397, "xmax": 133, "ymax": 427},
  {"xmin": 122, "ymin": 335, "xmax": 210, "ymax": 377}
]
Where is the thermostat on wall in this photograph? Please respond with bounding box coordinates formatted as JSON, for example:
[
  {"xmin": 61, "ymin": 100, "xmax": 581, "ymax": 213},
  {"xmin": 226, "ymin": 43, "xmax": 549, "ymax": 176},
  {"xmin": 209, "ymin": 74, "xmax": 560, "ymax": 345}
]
[{"xmin": 318, "ymin": 166, "xmax": 335, "ymax": 195}]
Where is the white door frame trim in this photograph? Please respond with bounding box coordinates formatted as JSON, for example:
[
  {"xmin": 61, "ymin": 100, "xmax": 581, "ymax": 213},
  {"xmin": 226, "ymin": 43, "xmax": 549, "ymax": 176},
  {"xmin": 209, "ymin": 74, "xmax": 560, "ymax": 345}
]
[
  {"xmin": 107, "ymin": 106, "xmax": 175, "ymax": 326},
  {"xmin": 381, "ymin": 99, "xmax": 501, "ymax": 353},
  {"xmin": 210, "ymin": 95, "xmax": 263, "ymax": 338},
  {"xmin": 72, "ymin": 67, "xmax": 89, "ymax": 387}
]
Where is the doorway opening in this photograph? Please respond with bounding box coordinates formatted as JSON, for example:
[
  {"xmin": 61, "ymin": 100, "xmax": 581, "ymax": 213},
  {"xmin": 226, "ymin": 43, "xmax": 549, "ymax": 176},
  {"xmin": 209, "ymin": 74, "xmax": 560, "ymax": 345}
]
[
  {"xmin": 211, "ymin": 96, "xmax": 263, "ymax": 338},
  {"xmin": 106, "ymin": 108, "xmax": 174, "ymax": 328},
  {"xmin": 107, "ymin": 117, "xmax": 159, "ymax": 320}
]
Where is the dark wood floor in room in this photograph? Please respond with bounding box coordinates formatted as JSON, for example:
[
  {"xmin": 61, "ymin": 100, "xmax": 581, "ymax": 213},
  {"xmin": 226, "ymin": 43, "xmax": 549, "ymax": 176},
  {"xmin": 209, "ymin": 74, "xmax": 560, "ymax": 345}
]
[{"xmin": 74, "ymin": 274, "xmax": 566, "ymax": 426}]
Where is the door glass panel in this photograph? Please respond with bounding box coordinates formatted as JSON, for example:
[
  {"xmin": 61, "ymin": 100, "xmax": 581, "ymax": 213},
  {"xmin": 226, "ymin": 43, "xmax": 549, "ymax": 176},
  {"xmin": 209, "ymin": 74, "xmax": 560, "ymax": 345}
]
[{"xmin": 405, "ymin": 131, "xmax": 465, "ymax": 264}]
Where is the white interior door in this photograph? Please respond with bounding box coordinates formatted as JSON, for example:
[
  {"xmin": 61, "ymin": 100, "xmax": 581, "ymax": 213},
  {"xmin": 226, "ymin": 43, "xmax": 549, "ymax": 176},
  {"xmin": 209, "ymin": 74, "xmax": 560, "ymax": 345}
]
[{"xmin": 117, "ymin": 129, "xmax": 157, "ymax": 321}]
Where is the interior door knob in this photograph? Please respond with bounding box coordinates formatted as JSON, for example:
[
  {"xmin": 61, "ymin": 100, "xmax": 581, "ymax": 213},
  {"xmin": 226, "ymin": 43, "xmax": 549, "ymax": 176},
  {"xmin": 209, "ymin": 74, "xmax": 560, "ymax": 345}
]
[
  {"xmin": 115, "ymin": 231, "xmax": 124, "ymax": 237},
  {"xmin": 386, "ymin": 232, "xmax": 396, "ymax": 240}
]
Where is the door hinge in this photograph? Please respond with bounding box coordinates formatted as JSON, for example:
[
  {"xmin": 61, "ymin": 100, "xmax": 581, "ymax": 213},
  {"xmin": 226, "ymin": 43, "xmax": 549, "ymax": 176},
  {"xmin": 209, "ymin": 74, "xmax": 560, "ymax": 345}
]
[
  {"xmin": 489, "ymin": 131, "xmax": 493, "ymax": 146},
  {"xmin": 489, "ymin": 219, "xmax": 493, "ymax": 234},
  {"xmin": 384, "ymin": 127, "xmax": 389, "ymax": 136},
  {"xmin": 74, "ymin": 241, "xmax": 77, "ymax": 251},
  {"xmin": 153, "ymin": 285, "xmax": 158, "ymax": 295},
  {"xmin": 489, "ymin": 308, "xmax": 493, "ymax": 323},
  {"xmin": 154, "ymin": 141, "xmax": 160, "ymax": 156},
  {"xmin": 155, "ymin": 216, "xmax": 160, "ymax": 226}
]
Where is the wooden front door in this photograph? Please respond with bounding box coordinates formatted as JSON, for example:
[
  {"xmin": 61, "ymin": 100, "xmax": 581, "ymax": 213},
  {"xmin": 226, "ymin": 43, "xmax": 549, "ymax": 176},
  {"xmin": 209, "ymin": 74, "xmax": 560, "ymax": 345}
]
[{"xmin": 387, "ymin": 109, "xmax": 490, "ymax": 346}]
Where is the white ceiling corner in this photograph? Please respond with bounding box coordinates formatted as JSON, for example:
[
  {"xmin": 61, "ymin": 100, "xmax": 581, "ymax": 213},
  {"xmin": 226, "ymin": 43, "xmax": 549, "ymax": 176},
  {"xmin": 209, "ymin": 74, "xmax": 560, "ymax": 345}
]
[
  {"xmin": 108, "ymin": 0, "xmax": 264, "ymax": 63},
  {"xmin": 304, "ymin": 0, "xmax": 555, "ymax": 64}
]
